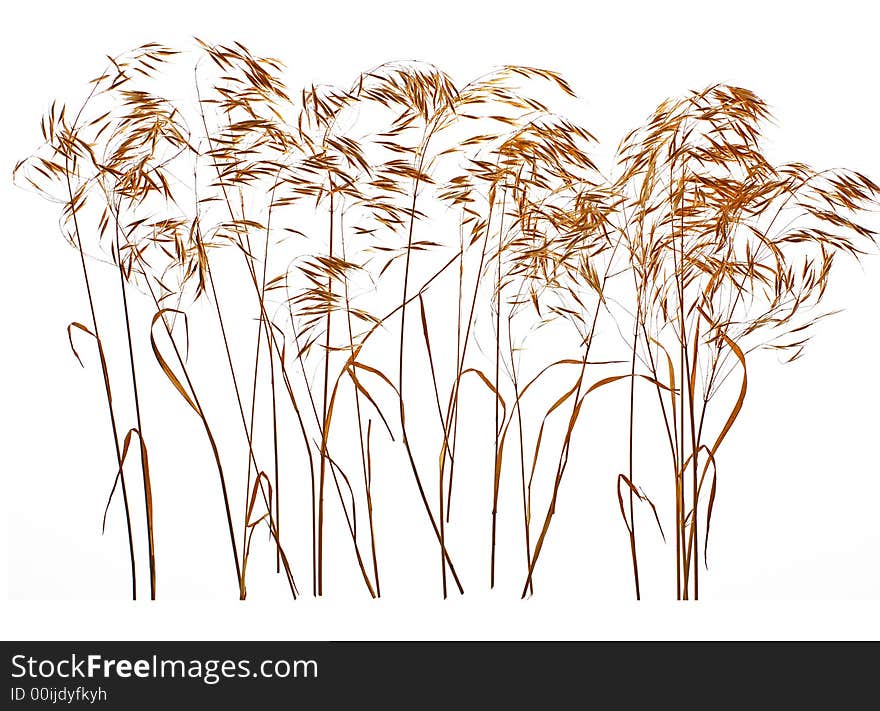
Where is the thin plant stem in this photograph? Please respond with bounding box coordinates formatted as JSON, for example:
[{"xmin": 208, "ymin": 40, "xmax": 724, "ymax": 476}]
[
  {"xmin": 64, "ymin": 168, "xmax": 138, "ymax": 600},
  {"xmin": 113, "ymin": 211, "xmax": 155, "ymax": 599}
]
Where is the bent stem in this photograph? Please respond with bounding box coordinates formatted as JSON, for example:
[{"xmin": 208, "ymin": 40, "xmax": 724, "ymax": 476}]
[{"xmin": 142, "ymin": 274, "xmax": 244, "ymax": 597}]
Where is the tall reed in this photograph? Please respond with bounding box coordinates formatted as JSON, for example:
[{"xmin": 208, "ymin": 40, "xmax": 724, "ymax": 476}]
[{"xmin": 613, "ymin": 85, "xmax": 879, "ymax": 599}]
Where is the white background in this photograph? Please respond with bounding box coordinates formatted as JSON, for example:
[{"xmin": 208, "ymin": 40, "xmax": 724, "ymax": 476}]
[{"xmin": 2, "ymin": 0, "xmax": 879, "ymax": 639}]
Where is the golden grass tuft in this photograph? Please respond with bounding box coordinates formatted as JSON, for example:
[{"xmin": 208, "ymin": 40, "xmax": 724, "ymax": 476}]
[{"xmin": 14, "ymin": 43, "xmax": 879, "ymax": 600}]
